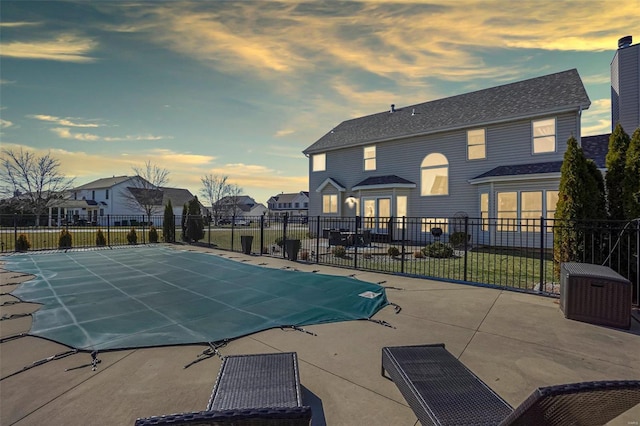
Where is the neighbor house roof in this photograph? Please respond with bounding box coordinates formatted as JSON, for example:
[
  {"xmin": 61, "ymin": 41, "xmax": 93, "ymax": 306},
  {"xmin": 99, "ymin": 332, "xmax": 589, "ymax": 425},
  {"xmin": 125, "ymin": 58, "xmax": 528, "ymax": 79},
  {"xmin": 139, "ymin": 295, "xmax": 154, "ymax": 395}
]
[
  {"xmin": 304, "ymin": 69, "xmax": 591, "ymax": 154},
  {"xmin": 581, "ymin": 133, "xmax": 610, "ymax": 168},
  {"xmin": 74, "ymin": 176, "xmax": 134, "ymax": 190},
  {"xmin": 160, "ymin": 187, "xmax": 196, "ymax": 208},
  {"xmin": 268, "ymin": 192, "xmax": 309, "ymax": 204}
]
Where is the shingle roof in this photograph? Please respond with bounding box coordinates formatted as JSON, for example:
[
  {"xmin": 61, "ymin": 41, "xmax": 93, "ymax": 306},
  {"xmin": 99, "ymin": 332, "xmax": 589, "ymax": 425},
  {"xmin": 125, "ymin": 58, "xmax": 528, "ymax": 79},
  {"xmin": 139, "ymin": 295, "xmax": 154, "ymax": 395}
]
[
  {"xmin": 353, "ymin": 175, "xmax": 416, "ymax": 188},
  {"xmin": 304, "ymin": 69, "xmax": 590, "ymax": 154},
  {"xmin": 581, "ymin": 133, "xmax": 610, "ymax": 168},
  {"xmin": 75, "ymin": 176, "xmax": 133, "ymax": 190},
  {"xmin": 160, "ymin": 187, "xmax": 196, "ymax": 208},
  {"xmin": 471, "ymin": 161, "xmax": 564, "ymax": 181}
]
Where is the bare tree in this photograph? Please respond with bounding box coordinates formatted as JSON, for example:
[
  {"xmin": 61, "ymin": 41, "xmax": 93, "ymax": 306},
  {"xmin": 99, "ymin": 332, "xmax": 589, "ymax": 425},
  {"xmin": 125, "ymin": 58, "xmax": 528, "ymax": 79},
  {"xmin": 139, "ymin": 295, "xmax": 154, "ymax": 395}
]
[
  {"xmin": 122, "ymin": 160, "xmax": 170, "ymax": 224},
  {"xmin": 0, "ymin": 148, "xmax": 75, "ymax": 225},
  {"xmin": 200, "ymin": 174, "xmax": 230, "ymax": 224},
  {"xmin": 228, "ymin": 184, "xmax": 244, "ymax": 218}
]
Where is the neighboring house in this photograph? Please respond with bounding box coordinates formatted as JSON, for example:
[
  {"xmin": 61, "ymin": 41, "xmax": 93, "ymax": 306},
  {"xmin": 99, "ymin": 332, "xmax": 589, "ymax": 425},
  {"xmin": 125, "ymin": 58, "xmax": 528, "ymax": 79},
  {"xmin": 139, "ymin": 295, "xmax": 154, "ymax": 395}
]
[
  {"xmin": 49, "ymin": 175, "xmax": 199, "ymax": 226},
  {"xmin": 303, "ymin": 69, "xmax": 592, "ymax": 244},
  {"xmin": 267, "ymin": 191, "xmax": 309, "ymax": 218},
  {"xmin": 210, "ymin": 195, "xmax": 267, "ymax": 221}
]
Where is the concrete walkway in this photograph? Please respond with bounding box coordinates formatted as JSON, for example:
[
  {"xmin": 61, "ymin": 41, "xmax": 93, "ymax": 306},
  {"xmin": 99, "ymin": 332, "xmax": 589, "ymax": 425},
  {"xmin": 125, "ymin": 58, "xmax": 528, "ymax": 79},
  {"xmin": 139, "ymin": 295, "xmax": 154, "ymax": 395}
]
[{"xmin": 1, "ymin": 245, "xmax": 639, "ymax": 425}]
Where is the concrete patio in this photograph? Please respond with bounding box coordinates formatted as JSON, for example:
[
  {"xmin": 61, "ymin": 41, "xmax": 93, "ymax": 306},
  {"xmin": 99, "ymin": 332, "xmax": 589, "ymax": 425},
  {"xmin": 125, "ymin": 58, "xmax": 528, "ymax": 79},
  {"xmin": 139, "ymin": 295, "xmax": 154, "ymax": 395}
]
[{"xmin": 1, "ymin": 245, "xmax": 639, "ymax": 425}]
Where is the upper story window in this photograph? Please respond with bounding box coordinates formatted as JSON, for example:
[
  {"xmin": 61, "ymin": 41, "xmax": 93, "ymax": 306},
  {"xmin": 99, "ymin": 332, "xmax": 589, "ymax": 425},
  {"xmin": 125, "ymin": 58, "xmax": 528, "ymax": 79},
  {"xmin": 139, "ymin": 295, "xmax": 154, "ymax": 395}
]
[
  {"xmin": 92, "ymin": 190, "xmax": 95, "ymax": 200},
  {"xmin": 322, "ymin": 194, "xmax": 338, "ymax": 214},
  {"xmin": 532, "ymin": 118, "xmax": 556, "ymax": 153},
  {"xmin": 106, "ymin": 189, "xmax": 109, "ymax": 200},
  {"xmin": 421, "ymin": 153, "xmax": 448, "ymax": 196},
  {"xmin": 364, "ymin": 146, "xmax": 376, "ymax": 171},
  {"xmin": 312, "ymin": 153, "xmax": 326, "ymax": 172},
  {"xmin": 467, "ymin": 129, "xmax": 486, "ymax": 160}
]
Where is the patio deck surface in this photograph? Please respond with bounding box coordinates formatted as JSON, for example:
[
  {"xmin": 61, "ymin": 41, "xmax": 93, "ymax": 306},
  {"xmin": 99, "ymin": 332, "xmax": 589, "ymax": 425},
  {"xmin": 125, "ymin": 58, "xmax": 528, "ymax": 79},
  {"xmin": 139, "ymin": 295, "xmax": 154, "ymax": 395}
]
[{"xmin": 1, "ymin": 244, "xmax": 639, "ymax": 426}]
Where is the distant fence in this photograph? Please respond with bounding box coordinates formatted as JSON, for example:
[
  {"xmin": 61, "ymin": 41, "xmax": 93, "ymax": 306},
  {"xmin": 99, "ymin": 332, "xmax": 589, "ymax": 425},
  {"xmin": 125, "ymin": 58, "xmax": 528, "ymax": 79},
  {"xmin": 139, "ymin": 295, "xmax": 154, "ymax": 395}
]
[{"xmin": 2, "ymin": 213, "xmax": 637, "ymax": 305}]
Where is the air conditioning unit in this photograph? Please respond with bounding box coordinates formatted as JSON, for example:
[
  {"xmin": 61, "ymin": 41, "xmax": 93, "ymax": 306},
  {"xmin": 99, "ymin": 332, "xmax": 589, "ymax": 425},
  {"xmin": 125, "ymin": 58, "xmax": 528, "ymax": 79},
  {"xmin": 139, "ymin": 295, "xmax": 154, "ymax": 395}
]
[{"xmin": 560, "ymin": 263, "xmax": 631, "ymax": 329}]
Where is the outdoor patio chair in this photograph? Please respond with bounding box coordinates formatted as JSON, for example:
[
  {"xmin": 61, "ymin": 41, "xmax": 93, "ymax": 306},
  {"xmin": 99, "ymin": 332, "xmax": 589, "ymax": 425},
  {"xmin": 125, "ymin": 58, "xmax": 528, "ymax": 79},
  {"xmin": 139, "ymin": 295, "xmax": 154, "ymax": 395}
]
[
  {"xmin": 382, "ymin": 344, "xmax": 640, "ymax": 426},
  {"xmin": 135, "ymin": 352, "xmax": 312, "ymax": 425},
  {"xmin": 328, "ymin": 230, "xmax": 347, "ymax": 247}
]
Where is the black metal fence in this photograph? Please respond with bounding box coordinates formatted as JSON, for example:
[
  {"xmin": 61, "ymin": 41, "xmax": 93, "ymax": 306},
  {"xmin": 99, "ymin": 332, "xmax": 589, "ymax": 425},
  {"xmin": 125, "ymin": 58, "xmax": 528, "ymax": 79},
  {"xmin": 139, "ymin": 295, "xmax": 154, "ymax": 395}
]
[{"xmin": 2, "ymin": 213, "xmax": 638, "ymax": 305}]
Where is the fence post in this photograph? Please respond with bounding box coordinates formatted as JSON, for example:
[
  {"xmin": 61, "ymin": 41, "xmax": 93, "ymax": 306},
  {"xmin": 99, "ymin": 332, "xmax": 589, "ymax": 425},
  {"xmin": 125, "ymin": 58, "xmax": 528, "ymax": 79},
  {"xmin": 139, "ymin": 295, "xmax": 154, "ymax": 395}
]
[
  {"xmin": 230, "ymin": 215, "xmax": 235, "ymax": 251},
  {"xmin": 14, "ymin": 214, "xmax": 18, "ymax": 252},
  {"xmin": 142, "ymin": 216, "xmax": 146, "ymax": 244},
  {"xmin": 208, "ymin": 217, "xmax": 211, "ymax": 247},
  {"xmin": 260, "ymin": 214, "xmax": 265, "ymax": 256},
  {"xmin": 107, "ymin": 215, "xmax": 111, "ymax": 247},
  {"xmin": 463, "ymin": 216, "xmax": 469, "ymax": 282},
  {"xmin": 400, "ymin": 216, "xmax": 405, "ymax": 274},
  {"xmin": 315, "ymin": 216, "xmax": 320, "ymax": 264},
  {"xmin": 282, "ymin": 213, "xmax": 288, "ymax": 259},
  {"xmin": 354, "ymin": 216, "xmax": 358, "ymax": 270},
  {"xmin": 539, "ymin": 216, "xmax": 545, "ymax": 293}
]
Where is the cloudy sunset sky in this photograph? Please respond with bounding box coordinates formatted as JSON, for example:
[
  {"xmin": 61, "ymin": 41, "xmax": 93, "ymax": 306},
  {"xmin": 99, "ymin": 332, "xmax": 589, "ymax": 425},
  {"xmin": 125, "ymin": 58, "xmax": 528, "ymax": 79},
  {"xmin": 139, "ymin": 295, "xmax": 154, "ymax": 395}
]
[{"xmin": 1, "ymin": 1, "xmax": 638, "ymax": 204}]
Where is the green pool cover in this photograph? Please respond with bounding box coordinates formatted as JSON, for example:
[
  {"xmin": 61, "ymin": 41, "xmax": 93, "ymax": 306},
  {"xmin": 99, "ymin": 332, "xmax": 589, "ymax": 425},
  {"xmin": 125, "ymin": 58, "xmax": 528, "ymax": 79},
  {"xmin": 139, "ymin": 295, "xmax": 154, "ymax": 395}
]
[{"xmin": 6, "ymin": 246, "xmax": 388, "ymax": 351}]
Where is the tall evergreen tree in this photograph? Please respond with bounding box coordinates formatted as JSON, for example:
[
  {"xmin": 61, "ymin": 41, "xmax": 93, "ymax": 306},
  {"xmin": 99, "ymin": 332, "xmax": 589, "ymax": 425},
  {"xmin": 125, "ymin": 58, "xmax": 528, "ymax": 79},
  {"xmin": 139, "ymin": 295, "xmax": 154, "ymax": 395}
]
[
  {"xmin": 605, "ymin": 123, "xmax": 630, "ymax": 219},
  {"xmin": 554, "ymin": 136, "xmax": 604, "ymax": 275},
  {"xmin": 163, "ymin": 200, "xmax": 175, "ymax": 243},
  {"xmin": 585, "ymin": 159, "xmax": 607, "ymax": 220},
  {"xmin": 186, "ymin": 196, "xmax": 205, "ymax": 242},
  {"xmin": 623, "ymin": 128, "xmax": 640, "ymax": 219},
  {"xmin": 181, "ymin": 203, "xmax": 188, "ymax": 242}
]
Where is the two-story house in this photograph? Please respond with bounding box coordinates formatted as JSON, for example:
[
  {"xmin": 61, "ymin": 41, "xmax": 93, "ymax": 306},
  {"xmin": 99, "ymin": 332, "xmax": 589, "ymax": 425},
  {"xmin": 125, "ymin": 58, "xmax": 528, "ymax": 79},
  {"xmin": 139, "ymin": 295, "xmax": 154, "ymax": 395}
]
[
  {"xmin": 50, "ymin": 176, "xmax": 198, "ymax": 226},
  {"xmin": 210, "ymin": 195, "xmax": 267, "ymax": 222},
  {"xmin": 303, "ymin": 69, "xmax": 592, "ymax": 243},
  {"xmin": 267, "ymin": 191, "xmax": 309, "ymax": 219}
]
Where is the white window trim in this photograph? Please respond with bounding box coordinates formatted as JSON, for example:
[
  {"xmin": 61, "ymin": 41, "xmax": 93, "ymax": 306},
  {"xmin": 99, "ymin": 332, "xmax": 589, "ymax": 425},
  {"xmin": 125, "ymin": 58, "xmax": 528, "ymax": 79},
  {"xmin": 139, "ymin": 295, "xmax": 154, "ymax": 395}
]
[
  {"xmin": 364, "ymin": 145, "xmax": 376, "ymax": 171},
  {"xmin": 420, "ymin": 153, "xmax": 449, "ymax": 196},
  {"xmin": 312, "ymin": 153, "xmax": 326, "ymax": 172},
  {"xmin": 532, "ymin": 118, "xmax": 557, "ymax": 154},
  {"xmin": 467, "ymin": 128, "xmax": 486, "ymax": 160}
]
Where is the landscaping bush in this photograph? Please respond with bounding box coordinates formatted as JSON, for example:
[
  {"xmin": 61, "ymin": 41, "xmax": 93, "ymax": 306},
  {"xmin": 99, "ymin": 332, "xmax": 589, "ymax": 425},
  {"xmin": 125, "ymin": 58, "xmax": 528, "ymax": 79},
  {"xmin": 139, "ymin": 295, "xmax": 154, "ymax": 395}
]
[
  {"xmin": 127, "ymin": 228, "xmax": 138, "ymax": 245},
  {"xmin": 274, "ymin": 237, "xmax": 284, "ymax": 247},
  {"xmin": 449, "ymin": 232, "xmax": 470, "ymax": 248},
  {"xmin": 300, "ymin": 250, "xmax": 309, "ymax": 261},
  {"xmin": 16, "ymin": 233, "xmax": 31, "ymax": 251},
  {"xmin": 422, "ymin": 242, "xmax": 454, "ymax": 258},
  {"xmin": 332, "ymin": 245, "xmax": 347, "ymax": 258},
  {"xmin": 59, "ymin": 229, "xmax": 72, "ymax": 249},
  {"xmin": 96, "ymin": 229, "xmax": 107, "ymax": 246},
  {"xmin": 149, "ymin": 226, "xmax": 159, "ymax": 243},
  {"xmin": 387, "ymin": 246, "xmax": 400, "ymax": 258}
]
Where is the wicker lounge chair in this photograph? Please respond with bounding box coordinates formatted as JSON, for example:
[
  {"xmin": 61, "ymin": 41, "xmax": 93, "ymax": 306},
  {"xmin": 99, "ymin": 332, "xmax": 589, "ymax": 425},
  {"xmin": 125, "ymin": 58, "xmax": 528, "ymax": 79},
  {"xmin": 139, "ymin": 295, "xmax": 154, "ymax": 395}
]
[
  {"xmin": 135, "ymin": 352, "xmax": 311, "ymax": 425},
  {"xmin": 382, "ymin": 344, "xmax": 640, "ymax": 426}
]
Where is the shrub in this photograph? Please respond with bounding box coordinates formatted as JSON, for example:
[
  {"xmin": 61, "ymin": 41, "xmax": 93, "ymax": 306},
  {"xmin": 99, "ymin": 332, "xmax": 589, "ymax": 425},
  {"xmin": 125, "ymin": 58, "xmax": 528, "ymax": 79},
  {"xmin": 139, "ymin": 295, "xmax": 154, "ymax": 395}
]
[
  {"xmin": 275, "ymin": 237, "xmax": 285, "ymax": 247},
  {"xmin": 163, "ymin": 200, "xmax": 175, "ymax": 243},
  {"xmin": 413, "ymin": 250, "xmax": 424, "ymax": 259},
  {"xmin": 127, "ymin": 228, "xmax": 138, "ymax": 245},
  {"xmin": 449, "ymin": 232, "xmax": 470, "ymax": 248},
  {"xmin": 59, "ymin": 229, "xmax": 72, "ymax": 248},
  {"xmin": 16, "ymin": 233, "xmax": 31, "ymax": 251},
  {"xmin": 149, "ymin": 226, "xmax": 159, "ymax": 243},
  {"xmin": 96, "ymin": 229, "xmax": 107, "ymax": 246},
  {"xmin": 299, "ymin": 250, "xmax": 309, "ymax": 261},
  {"xmin": 387, "ymin": 246, "xmax": 400, "ymax": 258},
  {"xmin": 423, "ymin": 242, "xmax": 454, "ymax": 258},
  {"xmin": 332, "ymin": 245, "xmax": 347, "ymax": 258}
]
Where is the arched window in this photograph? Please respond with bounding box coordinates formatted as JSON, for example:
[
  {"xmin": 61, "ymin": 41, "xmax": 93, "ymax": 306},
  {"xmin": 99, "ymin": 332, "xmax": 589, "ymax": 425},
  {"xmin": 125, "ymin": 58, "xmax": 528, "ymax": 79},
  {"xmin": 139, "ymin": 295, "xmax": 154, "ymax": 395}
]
[{"xmin": 421, "ymin": 153, "xmax": 448, "ymax": 196}]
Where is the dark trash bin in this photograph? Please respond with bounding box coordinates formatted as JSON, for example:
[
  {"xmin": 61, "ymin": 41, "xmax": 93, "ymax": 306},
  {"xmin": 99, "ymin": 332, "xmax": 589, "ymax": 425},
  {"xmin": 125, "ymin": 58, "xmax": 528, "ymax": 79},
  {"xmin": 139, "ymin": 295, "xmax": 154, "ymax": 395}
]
[
  {"xmin": 240, "ymin": 235, "xmax": 253, "ymax": 255},
  {"xmin": 285, "ymin": 239, "xmax": 301, "ymax": 261}
]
